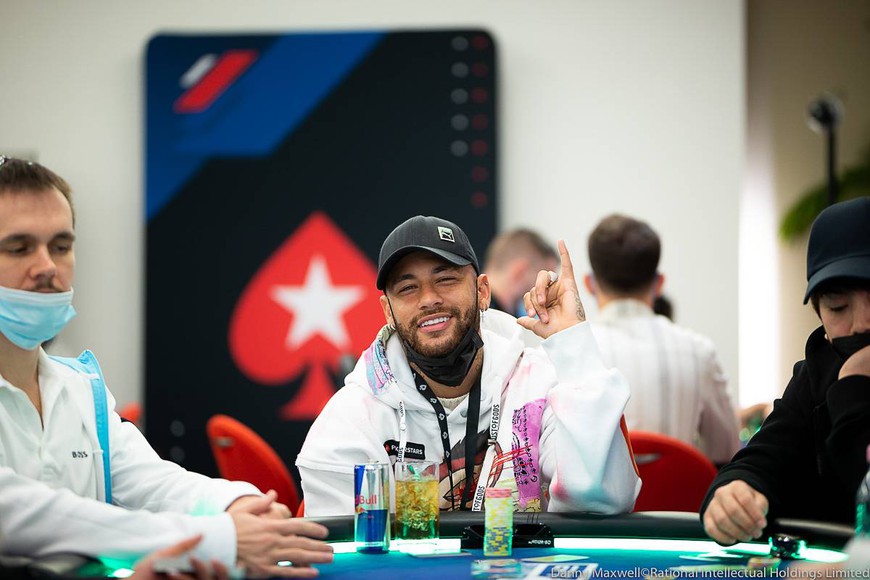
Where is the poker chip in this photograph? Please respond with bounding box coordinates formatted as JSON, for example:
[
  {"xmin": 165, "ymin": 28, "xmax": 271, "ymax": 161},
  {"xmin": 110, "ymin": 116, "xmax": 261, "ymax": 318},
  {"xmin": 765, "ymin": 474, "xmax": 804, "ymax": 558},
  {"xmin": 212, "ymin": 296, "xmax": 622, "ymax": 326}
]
[
  {"xmin": 471, "ymin": 558, "xmax": 522, "ymax": 578},
  {"xmin": 748, "ymin": 557, "xmax": 781, "ymax": 570}
]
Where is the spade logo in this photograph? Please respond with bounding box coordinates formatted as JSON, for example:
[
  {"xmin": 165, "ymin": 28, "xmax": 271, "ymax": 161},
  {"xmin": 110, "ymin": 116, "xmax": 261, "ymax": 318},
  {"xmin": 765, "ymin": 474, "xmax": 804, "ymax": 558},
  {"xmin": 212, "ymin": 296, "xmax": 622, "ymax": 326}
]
[{"xmin": 229, "ymin": 212, "xmax": 384, "ymax": 420}]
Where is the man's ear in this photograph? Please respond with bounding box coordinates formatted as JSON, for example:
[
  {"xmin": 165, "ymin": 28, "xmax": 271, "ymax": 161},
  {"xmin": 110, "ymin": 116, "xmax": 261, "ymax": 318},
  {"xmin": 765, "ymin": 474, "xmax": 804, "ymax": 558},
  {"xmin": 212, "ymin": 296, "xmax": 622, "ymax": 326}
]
[
  {"xmin": 584, "ymin": 273, "xmax": 597, "ymax": 296},
  {"xmin": 653, "ymin": 273, "xmax": 665, "ymax": 297},
  {"xmin": 477, "ymin": 273, "xmax": 491, "ymax": 310},
  {"xmin": 379, "ymin": 294, "xmax": 394, "ymax": 327}
]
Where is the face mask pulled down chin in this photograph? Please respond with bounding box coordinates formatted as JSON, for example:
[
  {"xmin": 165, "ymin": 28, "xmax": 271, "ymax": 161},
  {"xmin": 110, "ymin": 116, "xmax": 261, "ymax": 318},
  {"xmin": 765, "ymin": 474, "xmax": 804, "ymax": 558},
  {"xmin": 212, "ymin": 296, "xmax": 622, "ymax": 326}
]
[
  {"xmin": 0, "ymin": 286, "xmax": 76, "ymax": 350},
  {"xmin": 831, "ymin": 332, "xmax": 870, "ymax": 362},
  {"xmin": 402, "ymin": 325, "xmax": 483, "ymax": 387}
]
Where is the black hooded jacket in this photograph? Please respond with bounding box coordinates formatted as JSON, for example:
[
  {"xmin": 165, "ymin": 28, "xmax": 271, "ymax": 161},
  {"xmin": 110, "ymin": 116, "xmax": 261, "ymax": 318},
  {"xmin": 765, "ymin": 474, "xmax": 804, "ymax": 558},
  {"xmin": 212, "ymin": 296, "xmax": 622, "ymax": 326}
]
[{"xmin": 701, "ymin": 326, "xmax": 870, "ymax": 526}]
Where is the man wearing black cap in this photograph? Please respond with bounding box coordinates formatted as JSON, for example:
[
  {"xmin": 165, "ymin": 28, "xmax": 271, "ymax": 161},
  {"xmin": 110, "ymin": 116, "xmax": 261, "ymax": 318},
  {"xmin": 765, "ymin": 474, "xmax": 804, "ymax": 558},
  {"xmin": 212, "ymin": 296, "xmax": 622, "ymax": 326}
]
[
  {"xmin": 701, "ymin": 197, "xmax": 870, "ymax": 545},
  {"xmin": 297, "ymin": 215, "xmax": 640, "ymax": 516}
]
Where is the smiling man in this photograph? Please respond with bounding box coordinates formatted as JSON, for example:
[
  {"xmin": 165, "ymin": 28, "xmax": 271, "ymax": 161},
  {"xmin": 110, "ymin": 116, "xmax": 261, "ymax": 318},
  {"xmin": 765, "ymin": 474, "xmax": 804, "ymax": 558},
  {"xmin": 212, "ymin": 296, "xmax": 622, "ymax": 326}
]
[{"xmin": 297, "ymin": 215, "xmax": 640, "ymax": 516}]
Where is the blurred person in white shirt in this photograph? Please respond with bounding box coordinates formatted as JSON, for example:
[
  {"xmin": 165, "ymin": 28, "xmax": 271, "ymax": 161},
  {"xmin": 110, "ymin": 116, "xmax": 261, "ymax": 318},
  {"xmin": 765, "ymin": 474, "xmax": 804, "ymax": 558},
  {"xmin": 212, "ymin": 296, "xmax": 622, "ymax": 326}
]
[{"xmin": 583, "ymin": 213, "xmax": 739, "ymax": 465}]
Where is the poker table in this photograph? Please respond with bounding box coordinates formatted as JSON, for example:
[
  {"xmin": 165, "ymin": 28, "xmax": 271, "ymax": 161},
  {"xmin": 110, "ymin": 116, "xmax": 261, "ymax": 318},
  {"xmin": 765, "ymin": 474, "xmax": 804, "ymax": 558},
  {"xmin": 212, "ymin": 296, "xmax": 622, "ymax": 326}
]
[{"xmin": 307, "ymin": 512, "xmax": 851, "ymax": 579}]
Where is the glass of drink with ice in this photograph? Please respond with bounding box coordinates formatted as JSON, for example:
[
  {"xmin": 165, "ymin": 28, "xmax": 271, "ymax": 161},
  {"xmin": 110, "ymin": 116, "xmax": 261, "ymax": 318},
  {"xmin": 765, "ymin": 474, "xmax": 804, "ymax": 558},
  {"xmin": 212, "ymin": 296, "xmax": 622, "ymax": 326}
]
[{"xmin": 394, "ymin": 460, "xmax": 439, "ymax": 549}]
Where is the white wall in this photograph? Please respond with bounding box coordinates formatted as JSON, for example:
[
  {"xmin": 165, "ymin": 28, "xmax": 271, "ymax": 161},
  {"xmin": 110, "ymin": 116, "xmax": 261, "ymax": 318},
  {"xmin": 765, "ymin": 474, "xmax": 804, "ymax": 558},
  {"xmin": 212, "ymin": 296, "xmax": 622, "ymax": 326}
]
[
  {"xmin": 0, "ymin": 0, "xmax": 744, "ymax": 409},
  {"xmin": 745, "ymin": 0, "xmax": 870, "ymax": 398}
]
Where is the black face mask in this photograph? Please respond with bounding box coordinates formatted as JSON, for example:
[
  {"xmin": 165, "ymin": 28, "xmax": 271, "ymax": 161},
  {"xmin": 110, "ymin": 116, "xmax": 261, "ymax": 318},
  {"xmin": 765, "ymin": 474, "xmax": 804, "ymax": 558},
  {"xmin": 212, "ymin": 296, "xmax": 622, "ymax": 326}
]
[
  {"xmin": 831, "ymin": 332, "xmax": 870, "ymax": 362},
  {"xmin": 402, "ymin": 324, "xmax": 483, "ymax": 387}
]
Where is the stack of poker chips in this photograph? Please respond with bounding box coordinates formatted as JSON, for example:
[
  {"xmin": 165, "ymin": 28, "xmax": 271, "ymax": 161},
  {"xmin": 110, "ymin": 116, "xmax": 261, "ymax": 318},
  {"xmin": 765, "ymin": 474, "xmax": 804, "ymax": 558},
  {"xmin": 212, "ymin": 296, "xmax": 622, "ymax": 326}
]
[
  {"xmin": 768, "ymin": 533, "xmax": 806, "ymax": 559},
  {"xmin": 484, "ymin": 487, "xmax": 513, "ymax": 557}
]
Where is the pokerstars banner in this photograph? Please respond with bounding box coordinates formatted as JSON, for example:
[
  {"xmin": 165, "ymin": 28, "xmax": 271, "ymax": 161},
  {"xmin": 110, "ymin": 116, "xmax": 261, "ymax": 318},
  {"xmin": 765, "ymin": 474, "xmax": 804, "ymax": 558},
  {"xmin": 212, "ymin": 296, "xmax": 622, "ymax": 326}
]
[{"xmin": 145, "ymin": 31, "xmax": 498, "ymax": 477}]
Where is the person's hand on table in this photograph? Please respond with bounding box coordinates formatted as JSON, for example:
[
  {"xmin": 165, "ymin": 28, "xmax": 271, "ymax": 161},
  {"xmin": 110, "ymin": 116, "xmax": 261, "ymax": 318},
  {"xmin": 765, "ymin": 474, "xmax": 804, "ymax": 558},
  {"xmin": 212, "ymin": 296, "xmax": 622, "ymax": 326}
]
[
  {"xmin": 227, "ymin": 489, "xmax": 292, "ymax": 520},
  {"xmin": 132, "ymin": 535, "xmax": 229, "ymax": 580},
  {"xmin": 231, "ymin": 507, "xmax": 333, "ymax": 578},
  {"xmin": 518, "ymin": 240, "xmax": 586, "ymax": 338},
  {"xmin": 703, "ymin": 480, "xmax": 768, "ymax": 545},
  {"xmin": 738, "ymin": 402, "xmax": 772, "ymax": 429}
]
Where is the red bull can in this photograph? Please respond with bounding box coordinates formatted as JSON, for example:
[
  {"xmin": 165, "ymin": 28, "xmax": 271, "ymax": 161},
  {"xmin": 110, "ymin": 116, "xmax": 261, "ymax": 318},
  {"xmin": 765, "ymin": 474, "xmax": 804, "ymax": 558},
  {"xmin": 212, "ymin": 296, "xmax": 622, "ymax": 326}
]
[{"xmin": 354, "ymin": 462, "xmax": 391, "ymax": 553}]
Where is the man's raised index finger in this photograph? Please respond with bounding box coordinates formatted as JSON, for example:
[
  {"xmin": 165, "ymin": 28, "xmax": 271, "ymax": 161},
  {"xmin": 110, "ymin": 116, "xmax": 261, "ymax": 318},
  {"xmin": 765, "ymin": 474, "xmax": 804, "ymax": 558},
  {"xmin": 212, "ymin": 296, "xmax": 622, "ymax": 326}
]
[{"xmin": 558, "ymin": 240, "xmax": 576, "ymax": 278}]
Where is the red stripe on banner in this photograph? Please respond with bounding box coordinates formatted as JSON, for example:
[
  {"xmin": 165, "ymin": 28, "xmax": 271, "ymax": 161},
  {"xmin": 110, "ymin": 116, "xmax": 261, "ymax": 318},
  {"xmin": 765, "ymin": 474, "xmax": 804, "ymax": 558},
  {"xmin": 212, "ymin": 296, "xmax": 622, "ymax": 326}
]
[{"xmin": 174, "ymin": 50, "xmax": 258, "ymax": 114}]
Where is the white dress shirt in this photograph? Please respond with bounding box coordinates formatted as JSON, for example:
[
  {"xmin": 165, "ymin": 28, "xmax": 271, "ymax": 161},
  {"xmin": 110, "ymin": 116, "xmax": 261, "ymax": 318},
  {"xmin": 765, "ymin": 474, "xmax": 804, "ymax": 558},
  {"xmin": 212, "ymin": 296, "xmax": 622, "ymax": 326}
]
[
  {"xmin": 0, "ymin": 349, "xmax": 260, "ymax": 566},
  {"xmin": 588, "ymin": 299, "xmax": 739, "ymax": 464},
  {"xmin": 0, "ymin": 353, "xmax": 97, "ymax": 498}
]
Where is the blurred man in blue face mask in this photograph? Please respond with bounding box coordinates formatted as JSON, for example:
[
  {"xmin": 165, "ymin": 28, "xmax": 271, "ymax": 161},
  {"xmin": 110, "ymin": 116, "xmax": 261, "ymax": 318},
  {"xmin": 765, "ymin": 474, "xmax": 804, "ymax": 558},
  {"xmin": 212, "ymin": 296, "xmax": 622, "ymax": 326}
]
[
  {"xmin": 702, "ymin": 197, "xmax": 870, "ymax": 546},
  {"xmin": 483, "ymin": 228, "xmax": 559, "ymax": 319},
  {"xmin": 0, "ymin": 156, "xmax": 333, "ymax": 577}
]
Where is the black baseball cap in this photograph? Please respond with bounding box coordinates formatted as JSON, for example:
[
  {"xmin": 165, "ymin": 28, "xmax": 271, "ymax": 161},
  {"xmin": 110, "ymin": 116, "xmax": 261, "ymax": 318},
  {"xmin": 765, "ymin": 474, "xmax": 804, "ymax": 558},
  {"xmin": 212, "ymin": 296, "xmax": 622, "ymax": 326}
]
[
  {"xmin": 804, "ymin": 196, "xmax": 870, "ymax": 303},
  {"xmin": 376, "ymin": 215, "xmax": 480, "ymax": 290}
]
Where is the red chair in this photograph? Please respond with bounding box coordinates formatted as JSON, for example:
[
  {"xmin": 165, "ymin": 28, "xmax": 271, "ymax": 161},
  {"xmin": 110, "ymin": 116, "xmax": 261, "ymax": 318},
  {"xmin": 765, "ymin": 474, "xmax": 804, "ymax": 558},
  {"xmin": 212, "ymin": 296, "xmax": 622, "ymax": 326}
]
[
  {"xmin": 118, "ymin": 402, "xmax": 142, "ymax": 426},
  {"xmin": 629, "ymin": 430, "xmax": 718, "ymax": 513},
  {"xmin": 206, "ymin": 414, "xmax": 301, "ymax": 515}
]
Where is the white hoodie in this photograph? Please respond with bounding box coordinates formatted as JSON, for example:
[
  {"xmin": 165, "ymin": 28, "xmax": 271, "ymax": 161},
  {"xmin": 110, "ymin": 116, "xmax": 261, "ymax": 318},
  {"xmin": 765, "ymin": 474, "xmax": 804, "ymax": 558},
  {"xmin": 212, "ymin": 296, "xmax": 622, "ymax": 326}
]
[{"xmin": 296, "ymin": 309, "xmax": 640, "ymax": 516}]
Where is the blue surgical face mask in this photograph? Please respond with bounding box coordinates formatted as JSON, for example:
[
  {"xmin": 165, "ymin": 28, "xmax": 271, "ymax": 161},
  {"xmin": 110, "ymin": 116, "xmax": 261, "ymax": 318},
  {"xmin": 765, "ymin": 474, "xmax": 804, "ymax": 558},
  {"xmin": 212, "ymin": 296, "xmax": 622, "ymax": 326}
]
[{"xmin": 0, "ymin": 286, "xmax": 76, "ymax": 350}]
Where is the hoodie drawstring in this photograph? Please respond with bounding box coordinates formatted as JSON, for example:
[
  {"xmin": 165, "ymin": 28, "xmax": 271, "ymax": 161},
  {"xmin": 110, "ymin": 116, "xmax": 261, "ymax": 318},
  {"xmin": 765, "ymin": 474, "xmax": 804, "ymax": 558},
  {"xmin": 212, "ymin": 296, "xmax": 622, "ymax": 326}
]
[{"xmin": 397, "ymin": 394, "xmax": 407, "ymax": 463}]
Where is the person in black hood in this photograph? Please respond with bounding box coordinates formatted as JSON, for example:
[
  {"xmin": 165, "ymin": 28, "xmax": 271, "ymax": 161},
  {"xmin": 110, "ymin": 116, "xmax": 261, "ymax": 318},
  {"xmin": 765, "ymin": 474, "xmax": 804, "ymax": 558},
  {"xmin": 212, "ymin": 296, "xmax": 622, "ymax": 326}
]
[{"xmin": 701, "ymin": 196, "xmax": 870, "ymax": 545}]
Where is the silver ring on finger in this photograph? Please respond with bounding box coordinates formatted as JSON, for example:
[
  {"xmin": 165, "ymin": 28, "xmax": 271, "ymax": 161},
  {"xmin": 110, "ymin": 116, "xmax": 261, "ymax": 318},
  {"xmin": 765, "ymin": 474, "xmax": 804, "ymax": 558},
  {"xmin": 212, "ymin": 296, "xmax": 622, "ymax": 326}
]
[{"xmin": 547, "ymin": 271, "xmax": 557, "ymax": 286}]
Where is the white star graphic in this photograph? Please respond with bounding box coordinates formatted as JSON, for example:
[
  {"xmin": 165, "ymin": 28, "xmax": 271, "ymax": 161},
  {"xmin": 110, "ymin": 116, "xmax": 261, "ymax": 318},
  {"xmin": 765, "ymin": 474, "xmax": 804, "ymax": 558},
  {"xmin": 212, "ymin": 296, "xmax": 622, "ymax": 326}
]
[{"xmin": 270, "ymin": 255, "xmax": 365, "ymax": 350}]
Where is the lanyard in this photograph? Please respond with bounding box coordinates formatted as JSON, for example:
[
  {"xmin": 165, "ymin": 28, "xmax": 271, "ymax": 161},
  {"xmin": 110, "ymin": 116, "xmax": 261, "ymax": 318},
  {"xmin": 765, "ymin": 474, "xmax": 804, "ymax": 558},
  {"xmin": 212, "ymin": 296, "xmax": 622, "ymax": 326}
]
[
  {"xmin": 412, "ymin": 371, "xmax": 481, "ymax": 510},
  {"xmin": 51, "ymin": 351, "xmax": 113, "ymax": 504}
]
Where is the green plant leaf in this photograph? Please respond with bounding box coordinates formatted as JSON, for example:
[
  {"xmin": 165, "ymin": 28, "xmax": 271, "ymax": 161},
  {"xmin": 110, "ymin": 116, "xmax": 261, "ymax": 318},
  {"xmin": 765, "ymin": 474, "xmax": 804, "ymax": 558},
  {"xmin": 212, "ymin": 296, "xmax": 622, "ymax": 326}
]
[{"xmin": 779, "ymin": 165, "xmax": 870, "ymax": 241}]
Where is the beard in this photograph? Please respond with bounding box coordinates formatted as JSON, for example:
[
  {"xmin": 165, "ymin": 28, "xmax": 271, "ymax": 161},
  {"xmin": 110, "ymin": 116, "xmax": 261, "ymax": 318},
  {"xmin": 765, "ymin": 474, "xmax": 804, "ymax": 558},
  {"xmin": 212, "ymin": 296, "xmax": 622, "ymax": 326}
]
[{"xmin": 395, "ymin": 302, "xmax": 480, "ymax": 358}]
